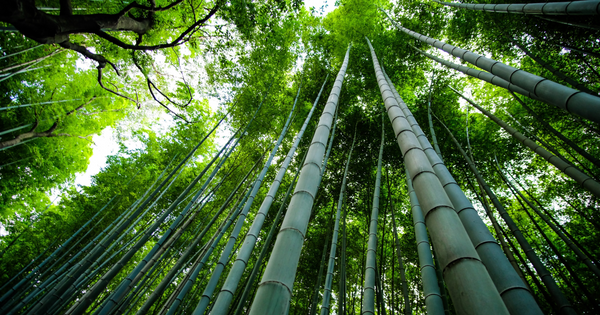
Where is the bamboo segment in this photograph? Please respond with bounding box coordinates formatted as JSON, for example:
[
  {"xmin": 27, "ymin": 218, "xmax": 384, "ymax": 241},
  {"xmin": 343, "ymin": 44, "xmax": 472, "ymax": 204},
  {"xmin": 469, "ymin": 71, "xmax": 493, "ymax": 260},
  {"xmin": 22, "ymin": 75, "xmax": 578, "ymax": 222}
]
[
  {"xmin": 382, "ymin": 8, "xmax": 600, "ymax": 124},
  {"xmin": 248, "ymin": 45, "xmax": 351, "ymax": 315},
  {"xmin": 450, "ymin": 87, "xmax": 600, "ymax": 200},
  {"xmin": 405, "ymin": 167, "xmax": 445, "ymax": 315},
  {"xmin": 382, "ymin": 69, "xmax": 541, "ymax": 315},
  {"xmin": 427, "ymin": 76, "xmax": 444, "ymax": 163},
  {"xmin": 367, "ymin": 37, "xmax": 509, "ymax": 315},
  {"xmin": 232, "ymin": 151, "xmax": 307, "ymax": 315},
  {"xmin": 210, "ymin": 75, "xmax": 329, "ymax": 315},
  {"xmin": 361, "ymin": 112, "xmax": 385, "ymax": 315},
  {"xmin": 412, "ymin": 47, "xmax": 538, "ymax": 100},
  {"xmin": 432, "ymin": 0, "xmax": 600, "ymax": 16}
]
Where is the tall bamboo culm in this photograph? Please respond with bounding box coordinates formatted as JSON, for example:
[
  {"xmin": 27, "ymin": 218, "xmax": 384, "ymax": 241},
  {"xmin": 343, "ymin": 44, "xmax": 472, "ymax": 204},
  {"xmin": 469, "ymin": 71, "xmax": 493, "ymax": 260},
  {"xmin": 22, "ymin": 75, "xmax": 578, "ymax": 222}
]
[
  {"xmin": 321, "ymin": 123, "xmax": 357, "ymax": 315},
  {"xmin": 367, "ymin": 37, "xmax": 509, "ymax": 315},
  {"xmin": 361, "ymin": 111, "xmax": 385, "ymax": 315},
  {"xmin": 431, "ymin": 0, "xmax": 600, "ymax": 16},
  {"xmin": 381, "ymin": 8, "xmax": 600, "ymax": 124},
  {"xmin": 247, "ymin": 45, "xmax": 351, "ymax": 314},
  {"xmin": 405, "ymin": 166, "xmax": 445, "ymax": 315},
  {"xmin": 381, "ymin": 69, "xmax": 540, "ymax": 314},
  {"xmin": 435, "ymin": 116, "xmax": 577, "ymax": 315}
]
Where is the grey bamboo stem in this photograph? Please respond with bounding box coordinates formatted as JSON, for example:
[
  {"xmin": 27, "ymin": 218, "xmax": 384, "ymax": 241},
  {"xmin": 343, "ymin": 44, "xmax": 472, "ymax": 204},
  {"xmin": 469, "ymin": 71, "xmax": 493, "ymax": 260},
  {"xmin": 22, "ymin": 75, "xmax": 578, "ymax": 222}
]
[
  {"xmin": 389, "ymin": 185, "xmax": 411, "ymax": 315},
  {"xmin": 451, "ymin": 87, "xmax": 600, "ymax": 200},
  {"xmin": 381, "ymin": 67, "xmax": 539, "ymax": 314},
  {"xmin": 405, "ymin": 166, "xmax": 445, "ymax": 315},
  {"xmin": 435, "ymin": 116, "xmax": 576, "ymax": 315},
  {"xmin": 412, "ymin": 46, "xmax": 538, "ymax": 100},
  {"xmin": 362, "ymin": 112, "xmax": 385, "ymax": 315},
  {"xmin": 367, "ymin": 37, "xmax": 509, "ymax": 315},
  {"xmin": 248, "ymin": 45, "xmax": 351, "ymax": 315},
  {"xmin": 382, "ymin": 8, "xmax": 600, "ymax": 123},
  {"xmin": 431, "ymin": 0, "xmax": 600, "ymax": 16}
]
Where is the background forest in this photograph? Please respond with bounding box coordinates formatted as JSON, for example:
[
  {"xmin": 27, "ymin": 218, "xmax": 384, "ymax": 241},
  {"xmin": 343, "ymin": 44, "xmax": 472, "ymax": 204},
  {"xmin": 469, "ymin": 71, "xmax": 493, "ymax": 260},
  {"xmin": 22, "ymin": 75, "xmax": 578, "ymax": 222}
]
[{"xmin": 1, "ymin": 0, "xmax": 599, "ymax": 314}]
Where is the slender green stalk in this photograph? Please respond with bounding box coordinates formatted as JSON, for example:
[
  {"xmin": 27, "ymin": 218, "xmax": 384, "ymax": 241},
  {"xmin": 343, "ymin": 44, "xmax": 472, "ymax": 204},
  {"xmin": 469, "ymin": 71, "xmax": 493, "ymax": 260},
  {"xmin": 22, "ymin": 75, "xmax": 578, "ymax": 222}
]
[
  {"xmin": 495, "ymin": 158, "xmax": 600, "ymax": 279},
  {"xmin": 362, "ymin": 112, "xmax": 385, "ymax": 315},
  {"xmin": 388, "ymin": 170, "xmax": 411, "ymax": 315},
  {"xmin": 135, "ymin": 156, "xmax": 263, "ymax": 315},
  {"xmin": 248, "ymin": 46, "xmax": 351, "ymax": 315},
  {"xmin": 310, "ymin": 212, "xmax": 333, "ymax": 315},
  {"xmin": 321, "ymin": 123, "xmax": 357, "ymax": 315},
  {"xmin": 451, "ymin": 87, "xmax": 600, "ymax": 200},
  {"xmin": 510, "ymin": 92, "xmax": 600, "ymax": 170}
]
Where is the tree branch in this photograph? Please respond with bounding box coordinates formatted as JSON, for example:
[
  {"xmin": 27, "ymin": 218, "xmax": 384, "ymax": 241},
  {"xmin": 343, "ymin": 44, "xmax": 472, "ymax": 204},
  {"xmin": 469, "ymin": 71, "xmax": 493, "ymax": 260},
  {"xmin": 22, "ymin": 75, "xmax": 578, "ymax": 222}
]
[
  {"xmin": 93, "ymin": 1, "xmax": 221, "ymax": 51},
  {"xmin": 97, "ymin": 68, "xmax": 140, "ymax": 106}
]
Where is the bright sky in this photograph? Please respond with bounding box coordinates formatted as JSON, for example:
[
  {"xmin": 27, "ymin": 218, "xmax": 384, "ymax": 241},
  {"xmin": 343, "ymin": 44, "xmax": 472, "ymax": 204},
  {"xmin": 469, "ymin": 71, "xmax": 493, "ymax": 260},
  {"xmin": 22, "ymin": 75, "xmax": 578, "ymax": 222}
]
[{"xmin": 304, "ymin": 0, "xmax": 336, "ymax": 15}]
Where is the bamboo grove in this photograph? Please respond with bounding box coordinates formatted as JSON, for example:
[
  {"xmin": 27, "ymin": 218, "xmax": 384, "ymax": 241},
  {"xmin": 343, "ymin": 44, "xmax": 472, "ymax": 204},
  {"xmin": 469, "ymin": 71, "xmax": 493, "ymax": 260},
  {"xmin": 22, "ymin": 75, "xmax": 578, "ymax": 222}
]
[{"xmin": 1, "ymin": 0, "xmax": 599, "ymax": 314}]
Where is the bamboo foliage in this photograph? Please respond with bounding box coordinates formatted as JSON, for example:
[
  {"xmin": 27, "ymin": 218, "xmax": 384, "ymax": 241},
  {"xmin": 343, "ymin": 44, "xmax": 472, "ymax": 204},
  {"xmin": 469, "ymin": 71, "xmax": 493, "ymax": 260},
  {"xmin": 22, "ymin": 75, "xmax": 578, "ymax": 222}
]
[
  {"xmin": 248, "ymin": 45, "xmax": 351, "ymax": 315},
  {"xmin": 381, "ymin": 8, "xmax": 600, "ymax": 124},
  {"xmin": 367, "ymin": 37, "xmax": 509, "ymax": 315},
  {"xmin": 432, "ymin": 0, "xmax": 600, "ymax": 16},
  {"xmin": 381, "ymin": 67, "xmax": 541, "ymax": 314},
  {"xmin": 361, "ymin": 111, "xmax": 384, "ymax": 315}
]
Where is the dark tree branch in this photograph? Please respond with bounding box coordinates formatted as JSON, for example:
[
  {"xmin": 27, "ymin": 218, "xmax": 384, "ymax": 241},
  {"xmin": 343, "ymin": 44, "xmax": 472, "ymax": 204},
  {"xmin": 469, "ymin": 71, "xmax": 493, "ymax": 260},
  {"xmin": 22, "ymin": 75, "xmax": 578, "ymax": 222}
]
[
  {"xmin": 97, "ymin": 68, "xmax": 140, "ymax": 106},
  {"xmin": 132, "ymin": 52, "xmax": 192, "ymax": 118},
  {"xmin": 93, "ymin": 1, "xmax": 221, "ymax": 51},
  {"xmin": 57, "ymin": 41, "xmax": 119, "ymax": 73},
  {"xmin": 171, "ymin": 47, "xmax": 193, "ymax": 107}
]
